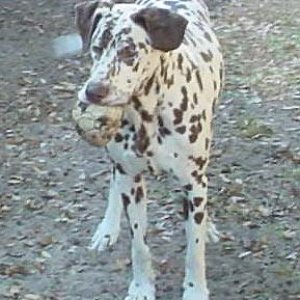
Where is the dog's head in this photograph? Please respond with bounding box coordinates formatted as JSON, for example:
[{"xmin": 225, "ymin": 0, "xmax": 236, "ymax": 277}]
[{"xmin": 76, "ymin": 0, "xmax": 188, "ymax": 106}]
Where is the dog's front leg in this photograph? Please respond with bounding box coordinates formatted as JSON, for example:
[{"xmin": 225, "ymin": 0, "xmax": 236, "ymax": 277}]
[
  {"xmin": 181, "ymin": 175, "xmax": 210, "ymax": 300},
  {"xmin": 90, "ymin": 164, "xmax": 131, "ymax": 251},
  {"xmin": 124, "ymin": 174, "xmax": 155, "ymax": 300}
]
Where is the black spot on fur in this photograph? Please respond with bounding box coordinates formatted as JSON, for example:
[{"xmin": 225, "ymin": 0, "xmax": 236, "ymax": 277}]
[
  {"xmin": 194, "ymin": 212, "xmax": 204, "ymax": 224},
  {"xmin": 135, "ymin": 186, "xmax": 144, "ymax": 203},
  {"xmin": 135, "ymin": 124, "xmax": 150, "ymax": 154},
  {"xmin": 204, "ymin": 31, "xmax": 212, "ymax": 42},
  {"xmin": 195, "ymin": 70, "xmax": 203, "ymax": 91},
  {"xmin": 173, "ymin": 108, "xmax": 183, "ymax": 125},
  {"xmin": 141, "ymin": 110, "xmax": 153, "ymax": 122},
  {"xmin": 176, "ymin": 125, "xmax": 186, "ymax": 134},
  {"xmin": 180, "ymin": 86, "xmax": 189, "ymax": 111},
  {"xmin": 193, "ymin": 197, "xmax": 204, "ymax": 207},
  {"xmin": 201, "ymin": 50, "xmax": 213, "ymax": 62},
  {"xmin": 177, "ymin": 53, "xmax": 183, "ymax": 71},
  {"xmin": 134, "ymin": 174, "xmax": 142, "ymax": 183},
  {"xmin": 189, "ymin": 200, "xmax": 194, "ymax": 213},
  {"xmin": 144, "ymin": 72, "xmax": 156, "ymax": 96},
  {"xmin": 116, "ymin": 163, "xmax": 126, "ymax": 174},
  {"xmin": 193, "ymin": 93, "xmax": 198, "ymax": 105},
  {"xmin": 114, "ymin": 133, "xmax": 123, "ymax": 143},
  {"xmin": 183, "ymin": 198, "xmax": 189, "ymax": 220},
  {"xmin": 205, "ymin": 137, "xmax": 210, "ymax": 150},
  {"xmin": 189, "ymin": 155, "xmax": 207, "ymax": 170},
  {"xmin": 122, "ymin": 193, "xmax": 130, "ymax": 212},
  {"xmin": 183, "ymin": 184, "xmax": 193, "ymax": 191},
  {"xmin": 131, "ymin": 95, "xmax": 142, "ymax": 111}
]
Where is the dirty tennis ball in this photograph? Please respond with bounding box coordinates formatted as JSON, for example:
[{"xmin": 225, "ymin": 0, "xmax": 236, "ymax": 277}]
[{"xmin": 72, "ymin": 103, "xmax": 123, "ymax": 147}]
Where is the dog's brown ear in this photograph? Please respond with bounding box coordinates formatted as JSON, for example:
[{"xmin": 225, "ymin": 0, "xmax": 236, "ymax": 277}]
[
  {"xmin": 131, "ymin": 8, "xmax": 188, "ymax": 52},
  {"xmin": 75, "ymin": 1, "xmax": 100, "ymax": 51}
]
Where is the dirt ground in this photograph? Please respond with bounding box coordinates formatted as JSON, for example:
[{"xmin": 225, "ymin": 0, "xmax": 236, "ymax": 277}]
[{"xmin": 0, "ymin": 0, "xmax": 299, "ymax": 299}]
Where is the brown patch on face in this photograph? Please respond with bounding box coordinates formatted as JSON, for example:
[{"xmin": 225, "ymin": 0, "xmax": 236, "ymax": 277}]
[
  {"xmin": 135, "ymin": 186, "xmax": 144, "ymax": 203},
  {"xmin": 194, "ymin": 212, "xmax": 204, "ymax": 224},
  {"xmin": 193, "ymin": 197, "xmax": 204, "ymax": 207},
  {"xmin": 117, "ymin": 37, "xmax": 137, "ymax": 67},
  {"xmin": 183, "ymin": 198, "xmax": 189, "ymax": 220},
  {"xmin": 173, "ymin": 108, "xmax": 183, "ymax": 125},
  {"xmin": 99, "ymin": 28, "xmax": 113, "ymax": 52},
  {"xmin": 138, "ymin": 42, "xmax": 148, "ymax": 53}
]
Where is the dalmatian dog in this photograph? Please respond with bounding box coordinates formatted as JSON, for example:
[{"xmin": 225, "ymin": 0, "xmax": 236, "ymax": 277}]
[{"xmin": 75, "ymin": 0, "xmax": 224, "ymax": 299}]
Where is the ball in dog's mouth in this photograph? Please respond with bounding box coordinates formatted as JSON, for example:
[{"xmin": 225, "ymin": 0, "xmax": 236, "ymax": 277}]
[{"xmin": 72, "ymin": 103, "xmax": 124, "ymax": 147}]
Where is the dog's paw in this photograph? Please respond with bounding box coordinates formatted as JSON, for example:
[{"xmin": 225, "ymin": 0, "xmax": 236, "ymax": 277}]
[
  {"xmin": 124, "ymin": 280, "xmax": 155, "ymax": 300},
  {"xmin": 89, "ymin": 220, "xmax": 120, "ymax": 251},
  {"xmin": 183, "ymin": 284, "xmax": 209, "ymax": 300}
]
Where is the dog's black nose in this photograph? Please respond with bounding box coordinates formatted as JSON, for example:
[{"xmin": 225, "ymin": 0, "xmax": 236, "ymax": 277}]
[{"xmin": 85, "ymin": 81, "xmax": 110, "ymax": 104}]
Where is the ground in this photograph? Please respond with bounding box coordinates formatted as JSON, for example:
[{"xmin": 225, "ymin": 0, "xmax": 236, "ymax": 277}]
[{"xmin": 0, "ymin": 0, "xmax": 299, "ymax": 299}]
